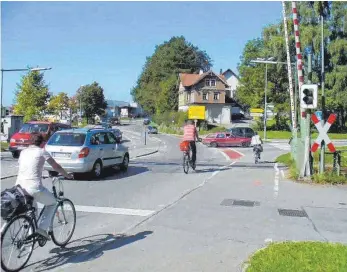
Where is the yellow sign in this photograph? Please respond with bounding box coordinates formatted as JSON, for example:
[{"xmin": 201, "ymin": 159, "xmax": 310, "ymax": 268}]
[
  {"xmin": 188, "ymin": 105, "xmax": 205, "ymax": 120},
  {"xmin": 250, "ymin": 108, "xmax": 264, "ymax": 113}
]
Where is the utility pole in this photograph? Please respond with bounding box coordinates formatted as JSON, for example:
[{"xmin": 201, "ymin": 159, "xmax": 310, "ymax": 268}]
[
  {"xmin": 307, "ymin": 51, "xmax": 313, "ymax": 175},
  {"xmin": 320, "ymin": 15, "xmax": 326, "ymax": 174},
  {"xmin": 264, "ymin": 63, "xmax": 268, "ymax": 141}
]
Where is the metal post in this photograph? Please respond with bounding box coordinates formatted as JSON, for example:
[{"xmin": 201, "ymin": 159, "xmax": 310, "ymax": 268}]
[
  {"xmin": 1, "ymin": 70, "xmax": 3, "ymax": 118},
  {"xmin": 144, "ymin": 127, "xmax": 147, "ymax": 145},
  {"xmin": 320, "ymin": 15, "xmax": 326, "ymax": 174},
  {"xmin": 264, "ymin": 63, "xmax": 267, "ymax": 141},
  {"xmin": 306, "ymin": 53, "xmax": 313, "ymax": 176}
]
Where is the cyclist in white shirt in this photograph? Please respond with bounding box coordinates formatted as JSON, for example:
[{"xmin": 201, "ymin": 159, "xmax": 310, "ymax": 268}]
[
  {"xmin": 251, "ymin": 132, "xmax": 263, "ymax": 159},
  {"xmin": 16, "ymin": 134, "xmax": 73, "ymax": 240}
]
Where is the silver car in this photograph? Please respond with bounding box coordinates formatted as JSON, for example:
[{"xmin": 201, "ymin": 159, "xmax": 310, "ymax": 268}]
[{"xmin": 44, "ymin": 128, "xmax": 129, "ymax": 179}]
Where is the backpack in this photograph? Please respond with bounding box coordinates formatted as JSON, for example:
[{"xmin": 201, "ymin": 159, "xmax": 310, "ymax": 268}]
[{"xmin": 1, "ymin": 185, "xmax": 34, "ymax": 220}]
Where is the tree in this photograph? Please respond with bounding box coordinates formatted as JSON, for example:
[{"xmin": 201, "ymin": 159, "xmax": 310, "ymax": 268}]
[
  {"xmin": 131, "ymin": 36, "xmax": 212, "ymax": 114},
  {"xmin": 13, "ymin": 70, "xmax": 50, "ymax": 122},
  {"xmin": 47, "ymin": 92, "xmax": 69, "ymax": 119},
  {"xmin": 236, "ymin": 2, "xmax": 347, "ymax": 131},
  {"xmin": 77, "ymin": 82, "xmax": 107, "ymax": 123}
]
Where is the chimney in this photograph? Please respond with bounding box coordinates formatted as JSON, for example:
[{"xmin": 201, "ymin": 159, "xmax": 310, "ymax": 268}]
[
  {"xmin": 199, "ymin": 69, "xmax": 204, "ymax": 75},
  {"xmin": 220, "ymin": 69, "xmax": 223, "ymax": 75}
]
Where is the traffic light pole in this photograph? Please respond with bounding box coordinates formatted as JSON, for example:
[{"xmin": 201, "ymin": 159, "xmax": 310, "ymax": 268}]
[{"xmin": 320, "ymin": 15, "xmax": 326, "ymax": 174}]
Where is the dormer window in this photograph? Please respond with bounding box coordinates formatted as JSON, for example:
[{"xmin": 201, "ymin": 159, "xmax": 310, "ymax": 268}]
[{"xmin": 205, "ymin": 79, "xmax": 216, "ymax": 87}]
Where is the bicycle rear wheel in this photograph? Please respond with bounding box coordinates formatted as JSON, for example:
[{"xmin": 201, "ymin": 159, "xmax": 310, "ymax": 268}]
[
  {"xmin": 50, "ymin": 199, "xmax": 76, "ymax": 247},
  {"xmin": 183, "ymin": 153, "xmax": 190, "ymax": 174},
  {"xmin": 1, "ymin": 215, "xmax": 35, "ymax": 272}
]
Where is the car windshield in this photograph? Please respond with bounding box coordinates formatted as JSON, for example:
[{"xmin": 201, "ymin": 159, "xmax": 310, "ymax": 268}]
[
  {"xmin": 47, "ymin": 133, "xmax": 86, "ymax": 146},
  {"xmin": 19, "ymin": 123, "xmax": 49, "ymax": 133}
]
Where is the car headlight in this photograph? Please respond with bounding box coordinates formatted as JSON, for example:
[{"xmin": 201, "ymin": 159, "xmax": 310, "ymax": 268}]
[{"xmin": 10, "ymin": 139, "xmax": 16, "ymax": 143}]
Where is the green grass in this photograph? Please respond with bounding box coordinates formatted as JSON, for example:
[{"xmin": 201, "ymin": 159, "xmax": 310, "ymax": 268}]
[
  {"xmin": 1, "ymin": 141, "xmax": 9, "ymax": 152},
  {"xmin": 199, "ymin": 126, "xmax": 227, "ymax": 135},
  {"xmin": 275, "ymin": 147, "xmax": 347, "ymax": 184},
  {"xmin": 258, "ymin": 130, "xmax": 347, "ymax": 140},
  {"xmin": 245, "ymin": 241, "xmax": 347, "ymax": 272}
]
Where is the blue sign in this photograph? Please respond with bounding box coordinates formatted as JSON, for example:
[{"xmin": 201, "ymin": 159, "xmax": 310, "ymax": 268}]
[
  {"xmin": 305, "ymin": 46, "xmax": 312, "ymax": 55},
  {"xmin": 315, "ymin": 111, "xmax": 323, "ymax": 121}
]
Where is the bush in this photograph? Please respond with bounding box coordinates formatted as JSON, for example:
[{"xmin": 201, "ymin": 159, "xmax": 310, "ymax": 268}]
[{"xmin": 152, "ymin": 111, "xmax": 188, "ymax": 127}]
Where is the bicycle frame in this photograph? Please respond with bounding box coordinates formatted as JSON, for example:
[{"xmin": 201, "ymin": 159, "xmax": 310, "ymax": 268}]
[{"xmin": 1, "ymin": 177, "xmax": 68, "ymax": 239}]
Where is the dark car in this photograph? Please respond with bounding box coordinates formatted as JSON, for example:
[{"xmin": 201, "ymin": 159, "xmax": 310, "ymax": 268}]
[
  {"xmin": 110, "ymin": 128, "xmax": 122, "ymax": 143},
  {"xmin": 143, "ymin": 118, "xmax": 150, "ymax": 125},
  {"xmin": 202, "ymin": 132, "xmax": 251, "ymax": 148},
  {"xmin": 110, "ymin": 117, "xmax": 121, "ymax": 126},
  {"xmin": 228, "ymin": 127, "xmax": 255, "ymax": 139},
  {"xmin": 147, "ymin": 126, "xmax": 158, "ymax": 134}
]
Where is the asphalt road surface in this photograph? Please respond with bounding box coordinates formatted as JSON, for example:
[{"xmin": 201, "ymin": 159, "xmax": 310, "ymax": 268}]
[{"xmin": 1, "ymin": 121, "xmax": 346, "ymax": 272}]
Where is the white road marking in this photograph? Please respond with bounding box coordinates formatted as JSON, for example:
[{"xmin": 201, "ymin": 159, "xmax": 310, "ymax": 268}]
[
  {"xmin": 281, "ymin": 170, "xmax": 285, "ymax": 179},
  {"xmin": 274, "ymin": 163, "xmax": 279, "ymax": 199},
  {"xmin": 37, "ymin": 203, "xmax": 155, "ymax": 217},
  {"xmin": 269, "ymin": 143, "xmax": 290, "ymax": 151}
]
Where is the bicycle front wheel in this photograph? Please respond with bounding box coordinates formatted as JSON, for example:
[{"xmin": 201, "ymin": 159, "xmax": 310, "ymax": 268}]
[
  {"xmin": 183, "ymin": 153, "xmax": 190, "ymax": 174},
  {"xmin": 1, "ymin": 214, "xmax": 35, "ymax": 272},
  {"xmin": 51, "ymin": 199, "xmax": 76, "ymax": 247}
]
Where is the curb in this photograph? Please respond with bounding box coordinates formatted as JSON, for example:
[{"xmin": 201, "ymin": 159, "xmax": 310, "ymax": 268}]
[{"xmin": 1, "ymin": 174, "xmax": 18, "ymax": 180}]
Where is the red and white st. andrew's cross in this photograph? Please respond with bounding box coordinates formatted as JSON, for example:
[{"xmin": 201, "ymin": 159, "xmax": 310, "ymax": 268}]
[{"xmin": 311, "ymin": 113, "xmax": 337, "ymax": 153}]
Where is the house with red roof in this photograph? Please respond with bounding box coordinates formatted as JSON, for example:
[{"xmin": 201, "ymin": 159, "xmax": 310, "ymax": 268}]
[{"xmin": 178, "ymin": 69, "xmax": 240, "ymax": 124}]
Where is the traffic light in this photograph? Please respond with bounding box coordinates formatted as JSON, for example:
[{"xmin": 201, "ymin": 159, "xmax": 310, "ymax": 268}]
[{"xmin": 300, "ymin": 84, "xmax": 318, "ymax": 109}]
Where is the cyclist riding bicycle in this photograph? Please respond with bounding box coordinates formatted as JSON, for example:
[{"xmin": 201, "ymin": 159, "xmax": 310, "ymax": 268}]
[
  {"xmin": 251, "ymin": 132, "xmax": 263, "ymax": 159},
  {"xmin": 183, "ymin": 120, "xmax": 199, "ymax": 168},
  {"xmin": 15, "ymin": 134, "xmax": 73, "ymax": 240}
]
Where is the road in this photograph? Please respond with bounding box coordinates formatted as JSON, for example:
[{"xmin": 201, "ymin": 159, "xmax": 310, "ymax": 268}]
[{"xmin": 1, "ymin": 121, "xmax": 346, "ymax": 272}]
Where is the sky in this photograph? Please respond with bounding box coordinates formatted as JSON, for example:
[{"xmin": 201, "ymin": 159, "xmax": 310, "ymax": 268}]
[{"xmin": 1, "ymin": 1, "xmax": 283, "ymax": 106}]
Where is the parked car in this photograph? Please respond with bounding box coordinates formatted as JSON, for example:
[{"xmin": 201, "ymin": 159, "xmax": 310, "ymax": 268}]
[
  {"xmin": 143, "ymin": 118, "xmax": 150, "ymax": 125},
  {"xmin": 202, "ymin": 132, "xmax": 251, "ymax": 148},
  {"xmin": 44, "ymin": 127, "xmax": 129, "ymax": 179},
  {"xmin": 147, "ymin": 126, "xmax": 158, "ymax": 134},
  {"xmin": 9, "ymin": 121, "xmax": 71, "ymax": 158},
  {"xmin": 110, "ymin": 117, "xmax": 121, "ymax": 126},
  {"xmin": 228, "ymin": 127, "xmax": 255, "ymax": 139},
  {"xmin": 110, "ymin": 128, "xmax": 122, "ymax": 143}
]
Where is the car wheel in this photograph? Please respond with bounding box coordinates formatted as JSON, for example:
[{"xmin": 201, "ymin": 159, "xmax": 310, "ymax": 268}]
[
  {"xmin": 48, "ymin": 171, "xmax": 59, "ymax": 177},
  {"xmin": 12, "ymin": 151, "xmax": 20, "ymax": 159},
  {"xmin": 120, "ymin": 153, "xmax": 129, "ymax": 171},
  {"xmin": 91, "ymin": 160, "xmax": 103, "ymax": 179},
  {"xmin": 210, "ymin": 142, "xmax": 218, "ymax": 148}
]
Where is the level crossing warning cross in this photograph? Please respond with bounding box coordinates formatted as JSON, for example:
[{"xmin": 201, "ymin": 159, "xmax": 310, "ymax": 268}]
[{"xmin": 311, "ymin": 113, "xmax": 337, "ymax": 153}]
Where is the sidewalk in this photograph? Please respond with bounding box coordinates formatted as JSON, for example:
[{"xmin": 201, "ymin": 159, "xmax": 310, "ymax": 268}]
[{"xmin": 63, "ymin": 153, "xmax": 347, "ymax": 272}]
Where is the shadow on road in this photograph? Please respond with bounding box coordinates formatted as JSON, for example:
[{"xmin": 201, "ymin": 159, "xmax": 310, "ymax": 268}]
[
  {"xmin": 73, "ymin": 166, "xmax": 149, "ymax": 181},
  {"xmin": 26, "ymin": 231, "xmax": 153, "ymax": 272},
  {"xmin": 121, "ymin": 139, "xmax": 131, "ymax": 144}
]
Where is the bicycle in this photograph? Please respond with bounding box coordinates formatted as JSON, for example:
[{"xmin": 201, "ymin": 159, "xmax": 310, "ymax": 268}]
[
  {"xmin": 1, "ymin": 176, "xmax": 76, "ymax": 272},
  {"xmin": 253, "ymin": 145, "xmax": 262, "ymax": 164},
  {"xmin": 180, "ymin": 139, "xmax": 201, "ymax": 174}
]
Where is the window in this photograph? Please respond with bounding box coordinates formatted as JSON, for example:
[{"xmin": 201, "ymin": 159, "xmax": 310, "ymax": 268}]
[
  {"xmin": 19, "ymin": 123, "xmax": 49, "ymax": 133},
  {"xmin": 216, "ymin": 133, "xmax": 225, "ymax": 139},
  {"xmin": 186, "ymin": 92, "xmax": 191, "ymax": 102},
  {"xmin": 210, "ymin": 79, "xmax": 216, "ymax": 87},
  {"xmin": 205, "ymin": 79, "xmax": 210, "ymax": 86},
  {"xmin": 90, "ymin": 132, "xmax": 106, "ymax": 145},
  {"xmin": 214, "ymin": 92, "xmax": 219, "ymax": 100},
  {"xmin": 107, "ymin": 132, "xmax": 116, "ymax": 144},
  {"xmin": 48, "ymin": 133, "xmax": 86, "ymax": 146},
  {"xmin": 203, "ymin": 92, "xmax": 208, "ymax": 101}
]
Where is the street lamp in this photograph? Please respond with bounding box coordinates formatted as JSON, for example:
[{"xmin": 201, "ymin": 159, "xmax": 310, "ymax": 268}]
[
  {"xmin": 249, "ymin": 57, "xmax": 275, "ymax": 140},
  {"xmin": 78, "ymin": 85, "xmax": 84, "ymax": 118},
  {"xmin": 1, "ymin": 67, "xmax": 52, "ymax": 118},
  {"xmin": 250, "ymin": 58, "xmax": 297, "ymax": 140}
]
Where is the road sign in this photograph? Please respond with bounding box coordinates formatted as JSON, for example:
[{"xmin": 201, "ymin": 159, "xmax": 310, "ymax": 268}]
[
  {"xmin": 300, "ymin": 84, "xmax": 318, "ymax": 109},
  {"xmin": 311, "ymin": 113, "xmax": 336, "ymax": 153},
  {"xmin": 250, "ymin": 108, "xmax": 264, "ymax": 113},
  {"xmin": 188, "ymin": 105, "xmax": 205, "ymax": 120},
  {"xmin": 315, "ymin": 111, "xmax": 323, "ymax": 121}
]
